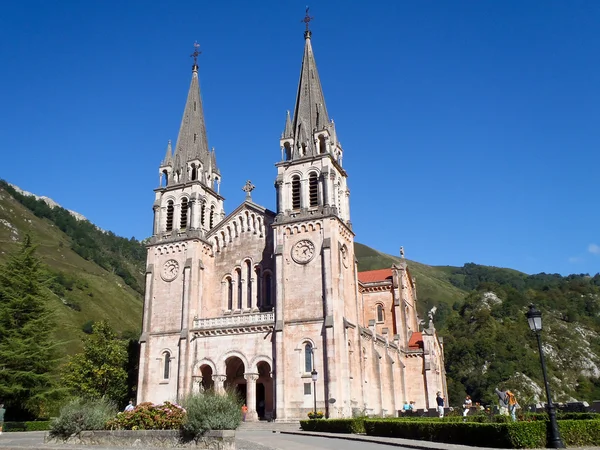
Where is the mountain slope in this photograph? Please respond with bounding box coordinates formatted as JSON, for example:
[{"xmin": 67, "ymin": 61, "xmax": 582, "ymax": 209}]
[{"xmin": 0, "ymin": 186, "xmax": 143, "ymax": 357}]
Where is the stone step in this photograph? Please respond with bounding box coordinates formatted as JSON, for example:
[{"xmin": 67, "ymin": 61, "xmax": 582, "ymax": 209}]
[{"xmin": 238, "ymin": 421, "xmax": 300, "ymax": 432}]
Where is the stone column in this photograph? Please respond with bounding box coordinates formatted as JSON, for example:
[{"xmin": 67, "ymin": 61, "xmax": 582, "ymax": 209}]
[
  {"xmin": 187, "ymin": 198, "xmax": 195, "ymax": 229},
  {"xmin": 275, "ymin": 177, "xmax": 283, "ymax": 213},
  {"xmin": 192, "ymin": 376, "xmax": 203, "ymax": 394},
  {"xmin": 244, "ymin": 373, "xmax": 259, "ymax": 422},
  {"xmin": 300, "ymin": 178, "xmax": 308, "ymax": 209},
  {"xmin": 152, "ymin": 204, "xmax": 160, "ymax": 235},
  {"xmin": 321, "ymin": 171, "xmax": 329, "ymax": 207},
  {"xmin": 212, "ymin": 375, "xmax": 226, "ymax": 394}
]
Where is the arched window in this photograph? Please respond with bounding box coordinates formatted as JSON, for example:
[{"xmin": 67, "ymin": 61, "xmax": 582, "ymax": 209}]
[
  {"xmin": 227, "ymin": 277, "xmax": 233, "ymax": 310},
  {"xmin": 309, "ymin": 173, "xmax": 318, "ymax": 207},
  {"xmin": 200, "ymin": 202, "xmax": 206, "ymax": 226},
  {"xmin": 319, "ymin": 135, "xmax": 326, "ymax": 154},
  {"xmin": 301, "ymin": 143, "xmax": 307, "ymax": 157},
  {"xmin": 377, "ymin": 304, "xmax": 384, "ymax": 323},
  {"xmin": 255, "ymin": 267, "xmax": 262, "ymax": 308},
  {"xmin": 291, "ymin": 176, "xmax": 301, "ymax": 210},
  {"xmin": 191, "ymin": 166, "xmax": 197, "ymax": 181},
  {"xmin": 166, "ymin": 201, "xmax": 174, "ymax": 232},
  {"xmin": 180, "ymin": 198, "xmax": 188, "ymax": 229},
  {"xmin": 264, "ymin": 272, "xmax": 272, "ymax": 307},
  {"xmin": 246, "ymin": 261, "xmax": 252, "ymax": 309},
  {"xmin": 163, "ymin": 351, "xmax": 171, "ymax": 379},
  {"xmin": 162, "ymin": 170, "xmax": 169, "ymax": 187},
  {"xmin": 236, "ymin": 268, "xmax": 242, "ymax": 310},
  {"xmin": 209, "ymin": 205, "xmax": 215, "ymax": 228},
  {"xmin": 304, "ymin": 342, "xmax": 313, "ymax": 372},
  {"xmin": 284, "ymin": 142, "xmax": 292, "ymax": 161}
]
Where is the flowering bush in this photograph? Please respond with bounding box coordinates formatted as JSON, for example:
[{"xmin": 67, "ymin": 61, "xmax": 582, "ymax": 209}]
[
  {"xmin": 308, "ymin": 411, "xmax": 324, "ymax": 419},
  {"xmin": 105, "ymin": 401, "xmax": 186, "ymax": 430}
]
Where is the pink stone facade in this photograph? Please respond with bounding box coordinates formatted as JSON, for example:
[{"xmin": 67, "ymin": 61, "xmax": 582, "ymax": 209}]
[{"xmin": 137, "ymin": 31, "xmax": 447, "ymax": 421}]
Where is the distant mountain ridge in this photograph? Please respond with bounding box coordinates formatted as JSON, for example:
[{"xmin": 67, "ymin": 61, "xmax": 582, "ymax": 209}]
[
  {"xmin": 8, "ymin": 183, "xmax": 93, "ymax": 226},
  {"xmin": 2, "ymin": 180, "xmax": 600, "ymax": 407}
]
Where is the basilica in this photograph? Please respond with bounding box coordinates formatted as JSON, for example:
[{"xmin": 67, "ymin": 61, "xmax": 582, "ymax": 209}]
[{"xmin": 136, "ymin": 22, "xmax": 447, "ymax": 421}]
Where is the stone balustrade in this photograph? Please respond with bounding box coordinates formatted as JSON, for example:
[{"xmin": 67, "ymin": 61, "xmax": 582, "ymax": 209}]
[{"xmin": 192, "ymin": 311, "xmax": 274, "ymax": 335}]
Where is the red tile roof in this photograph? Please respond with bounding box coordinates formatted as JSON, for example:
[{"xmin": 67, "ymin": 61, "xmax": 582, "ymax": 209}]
[
  {"xmin": 357, "ymin": 268, "xmax": 393, "ymax": 284},
  {"xmin": 408, "ymin": 332, "xmax": 423, "ymax": 349}
]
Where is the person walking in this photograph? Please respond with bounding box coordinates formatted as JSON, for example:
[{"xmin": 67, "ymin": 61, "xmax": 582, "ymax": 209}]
[
  {"xmin": 241, "ymin": 404, "xmax": 248, "ymax": 422},
  {"xmin": 506, "ymin": 390, "xmax": 519, "ymax": 422},
  {"xmin": 495, "ymin": 388, "xmax": 509, "ymax": 416},
  {"xmin": 463, "ymin": 395, "xmax": 472, "ymax": 417},
  {"xmin": 0, "ymin": 404, "xmax": 5, "ymax": 435},
  {"xmin": 436, "ymin": 392, "xmax": 445, "ymax": 418}
]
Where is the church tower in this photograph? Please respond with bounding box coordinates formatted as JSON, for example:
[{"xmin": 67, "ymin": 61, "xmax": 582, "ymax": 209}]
[
  {"xmin": 273, "ymin": 17, "xmax": 359, "ymax": 419},
  {"xmin": 137, "ymin": 44, "xmax": 226, "ymax": 403}
]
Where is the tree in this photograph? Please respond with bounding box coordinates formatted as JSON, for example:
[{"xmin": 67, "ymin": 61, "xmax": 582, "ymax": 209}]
[
  {"xmin": 0, "ymin": 235, "xmax": 58, "ymax": 419},
  {"xmin": 62, "ymin": 320, "xmax": 128, "ymax": 404}
]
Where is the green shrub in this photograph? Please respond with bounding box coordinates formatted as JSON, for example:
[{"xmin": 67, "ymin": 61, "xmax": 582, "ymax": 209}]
[
  {"xmin": 300, "ymin": 418, "xmax": 365, "ymax": 434},
  {"xmin": 180, "ymin": 390, "xmax": 242, "ymax": 438},
  {"xmin": 49, "ymin": 397, "xmax": 116, "ymax": 439},
  {"xmin": 364, "ymin": 419, "xmax": 546, "ymax": 448},
  {"xmin": 3, "ymin": 421, "xmax": 51, "ymax": 432},
  {"xmin": 105, "ymin": 401, "xmax": 185, "ymax": 430},
  {"xmin": 558, "ymin": 419, "xmax": 600, "ymax": 447},
  {"xmin": 363, "ymin": 419, "xmax": 600, "ymax": 448},
  {"xmin": 522, "ymin": 412, "xmax": 600, "ymax": 421}
]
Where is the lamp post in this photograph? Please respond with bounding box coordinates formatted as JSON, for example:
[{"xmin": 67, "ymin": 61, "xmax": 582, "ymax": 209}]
[
  {"xmin": 526, "ymin": 304, "xmax": 565, "ymax": 449},
  {"xmin": 311, "ymin": 368, "xmax": 318, "ymax": 415}
]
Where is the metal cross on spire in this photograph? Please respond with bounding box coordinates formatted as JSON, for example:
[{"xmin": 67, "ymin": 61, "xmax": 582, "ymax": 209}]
[
  {"xmin": 190, "ymin": 41, "xmax": 201, "ymax": 66},
  {"xmin": 302, "ymin": 7, "xmax": 314, "ymax": 34},
  {"xmin": 242, "ymin": 180, "xmax": 256, "ymax": 200}
]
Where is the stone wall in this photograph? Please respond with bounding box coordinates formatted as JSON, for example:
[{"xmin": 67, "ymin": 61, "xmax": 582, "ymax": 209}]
[{"xmin": 46, "ymin": 430, "xmax": 235, "ymax": 449}]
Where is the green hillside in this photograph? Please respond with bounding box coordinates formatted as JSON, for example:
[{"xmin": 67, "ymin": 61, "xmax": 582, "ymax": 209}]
[
  {"xmin": 354, "ymin": 242, "xmax": 467, "ymax": 322},
  {"xmin": 3, "ymin": 181, "xmax": 600, "ymax": 408},
  {"xmin": 0, "ymin": 185, "xmax": 143, "ymax": 358}
]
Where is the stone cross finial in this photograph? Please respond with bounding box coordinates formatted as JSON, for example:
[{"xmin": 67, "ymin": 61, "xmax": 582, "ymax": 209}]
[
  {"xmin": 302, "ymin": 7, "xmax": 314, "ymax": 36},
  {"xmin": 242, "ymin": 180, "xmax": 255, "ymax": 200},
  {"xmin": 190, "ymin": 41, "xmax": 201, "ymax": 66}
]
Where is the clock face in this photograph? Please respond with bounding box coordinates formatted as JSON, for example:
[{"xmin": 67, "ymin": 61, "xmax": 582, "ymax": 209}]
[
  {"xmin": 291, "ymin": 239, "xmax": 316, "ymax": 264},
  {"xmin": 161, "ymin": 259, "xmax": 180, "ymax": 282}
]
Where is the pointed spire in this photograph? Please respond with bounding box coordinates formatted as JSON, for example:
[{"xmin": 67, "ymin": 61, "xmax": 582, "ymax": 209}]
[
  {"xmin": 171, "ymin": 43, "xmax": 212, "ymax": 184},
  {"xmin": 161, "ymin": 140, "xmax": 173, "ymax": 166},
  {"xmin": 211, "ymin": 148, "xmax": 220, "ymax": 175},
  {"xmin": 290, "ymin": 16, "xmax": 330, "ymax": 157},
  {"xmin": 283, "ymin": 110, "xmax": 293, "ymax": 138}
]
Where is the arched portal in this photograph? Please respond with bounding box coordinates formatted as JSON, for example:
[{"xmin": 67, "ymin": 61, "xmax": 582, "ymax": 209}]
[
  {"xmin": 256, "ymin": 361, "xmax": 273, "ymax": 420},
  {"xmin": 200, "ymin": 364, "xmax": 214, "ymax": 392},
  {"xmin": 225, "ymin": 356, "xmax": 246, "ymax": 403}
]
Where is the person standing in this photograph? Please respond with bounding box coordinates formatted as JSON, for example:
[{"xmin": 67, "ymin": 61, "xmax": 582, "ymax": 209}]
[
  {"xmin": 463, "ymin": 395, "xmax": 472, "ymax": 417},
  {"xmin": 495, "ymin": 388, "xmax": 509, "ymax": 416},
  {"xmin": 506, "ymin": 391, "xmax": 519, "ymax": 422},
  {"xmin": 241, "ymin": 404, "xmax": 248, "ymax": 422},
  {"xmin": 0, "ymin": 403, "xmax": 5, "ymax": 435},
  {"xmin": 124, "ymin": 400, "xmax": 135, "ymax": 412},
  {"xmin": 436, "ymin": 392, "xmax": 445, "ymax": 418}
]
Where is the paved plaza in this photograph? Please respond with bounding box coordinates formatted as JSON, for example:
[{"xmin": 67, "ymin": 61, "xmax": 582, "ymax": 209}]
[{"xmin": 2, "ymin": 429, "xmax": 600, "ymax": 450}]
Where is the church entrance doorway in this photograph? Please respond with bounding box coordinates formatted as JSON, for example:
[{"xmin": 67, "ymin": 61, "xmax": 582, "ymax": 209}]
[
  {"xmin": 256, "ymin": 361, "xmax": 273, "ymax": 420},
  {"xmin": 225, "ymin": 356, "xmax": 246, "ymax": 404},
  {"xmin": 200, "ymin": 364, "xmax": 214, "ymax": 391}
]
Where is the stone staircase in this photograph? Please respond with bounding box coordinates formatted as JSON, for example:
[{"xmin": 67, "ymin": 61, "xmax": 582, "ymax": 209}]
[{"xmin": 237, "ymin": 421, "xmax": 301, "ymax": 432}]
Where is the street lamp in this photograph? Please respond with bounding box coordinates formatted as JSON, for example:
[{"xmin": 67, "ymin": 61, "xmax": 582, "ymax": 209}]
[
  {"xmin": 526, "ymin": 304, "xmax": 565, "ymax": 449},
  {"xmin": 311, "ymin": 368, "xmax": 318, "ymax": 415}
]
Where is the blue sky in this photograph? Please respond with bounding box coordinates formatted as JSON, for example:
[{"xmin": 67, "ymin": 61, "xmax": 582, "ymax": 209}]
[{"xmin": 1, "ymin": 1, "xmax": 599, "ymax": 276}]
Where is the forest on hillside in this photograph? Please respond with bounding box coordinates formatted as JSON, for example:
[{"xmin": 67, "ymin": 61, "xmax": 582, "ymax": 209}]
[
  {"xmin": 0, "ymin": 180, "xmax": 146, "ymax": 294},
  {"xmin": 440, "ymin": 263, "xmax": 600, "ymax": 406}
]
